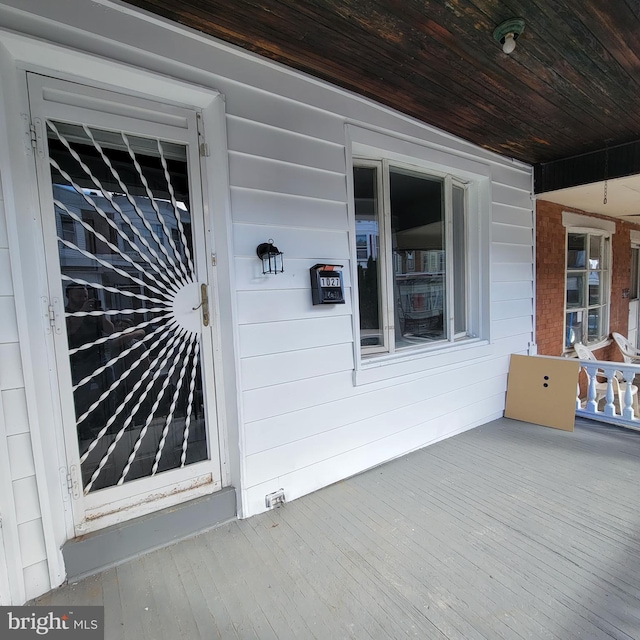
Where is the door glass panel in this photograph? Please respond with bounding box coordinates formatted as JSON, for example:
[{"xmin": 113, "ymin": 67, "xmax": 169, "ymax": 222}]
[{"xmin": 48, "ymin": 120, "xmax": 208, "ymax": 493}]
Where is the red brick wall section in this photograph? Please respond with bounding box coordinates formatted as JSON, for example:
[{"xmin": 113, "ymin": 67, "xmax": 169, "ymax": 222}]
[{"xmin": 535, "ymin": 200, "xmax": 640, "ymax": 360}]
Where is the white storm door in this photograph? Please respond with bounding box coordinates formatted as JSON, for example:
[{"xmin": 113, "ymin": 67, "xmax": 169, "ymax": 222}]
[{"xmin": 27, "ymin": 74, "xmax": 222, "ymax": 532}]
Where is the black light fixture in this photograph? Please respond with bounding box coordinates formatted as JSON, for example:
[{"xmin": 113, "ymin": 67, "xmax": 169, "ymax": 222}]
[
  {"xmin": 256, "ymin": 239, "xmax": 284, "ymax": 274},
  {"xmin": 493, "ymin": 18, "xmax": 525, "ymax": 54}
]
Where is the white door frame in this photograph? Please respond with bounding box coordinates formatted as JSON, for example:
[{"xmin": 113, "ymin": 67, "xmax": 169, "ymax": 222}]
[
  {"xmin": 0, "ymin": 43, "xmax": 238, "ymax": 540},
  {"xmin": 0, "ymin": 27, "xmax": 241, "ymax": 590},
  {"xmin": 27, "ymin": 73, "xmax": 227, "ymax": 534}
]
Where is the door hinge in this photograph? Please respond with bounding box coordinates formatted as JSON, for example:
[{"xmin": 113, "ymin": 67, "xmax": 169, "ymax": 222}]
[
  {"xmin": 196, "ymin": 113, "xmax": 210, "ymax": 157},
  {"xmin": 26, "ymin": 117, "xmax": 44, "ymax": 158},
  {"xmin": 66, "ymin": 466, "xmax": 81, "ymax": 500},
  {"xmin": 43, "ymin": 297, "xmax": 63, "ymax": 335}
]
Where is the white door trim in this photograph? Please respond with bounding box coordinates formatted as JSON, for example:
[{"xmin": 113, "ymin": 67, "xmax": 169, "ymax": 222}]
[
  {"xmin": 0, "ymin": 29, "xmax": 240, "ymax": 593},
  {"xmin": 0, "ymin": 392, "xmax": 26, "ymax": 605},
  {"xmin": 28, "ymin": 73, "xmax": 225, "ymax": 533}
]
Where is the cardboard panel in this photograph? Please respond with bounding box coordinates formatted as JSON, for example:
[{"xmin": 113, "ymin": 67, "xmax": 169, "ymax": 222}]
[{"xmin": 505, "ymin": 354, "xmax": 579, "ymax": 431}]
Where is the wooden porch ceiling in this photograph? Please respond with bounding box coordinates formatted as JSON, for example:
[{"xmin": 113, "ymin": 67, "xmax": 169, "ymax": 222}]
[{"xmin": 125, "ymin": 1, "xmax": 640, "ymax": 169}]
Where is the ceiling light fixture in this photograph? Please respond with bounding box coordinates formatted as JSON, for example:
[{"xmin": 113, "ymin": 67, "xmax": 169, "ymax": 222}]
[{"xmin": 493, "ymin": 18, "xmax": 525, "ymax": 54}]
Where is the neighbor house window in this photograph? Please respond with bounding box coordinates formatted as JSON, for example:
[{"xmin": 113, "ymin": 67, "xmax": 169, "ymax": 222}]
[
  {"xmin": 353, "ymin": 160, "xmax": 468, "ymax": 354},
  {"xmin": 565, "ymin": 231, "xmax": 610, "ymax": 349}
]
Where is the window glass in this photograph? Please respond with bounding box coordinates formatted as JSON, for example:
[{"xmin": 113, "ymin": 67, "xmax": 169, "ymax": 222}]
[
  {"xmin": 567, "ymin": 234, "xmax": 586, "ymax": 268},
  {"xmin": 390, "ymin": 169, "xmax": 445, "ymax": 346},
  {"xmin": 566, "ymin": 311, "xmax": 584, "ymax": 347},
  {"xmin": 566, "ymin": 274, "xmax": 584, "ymax": 308},
  {"xmin": 353, "ymin": 161, "xmax": 469, "ymax": 356},
  {"xmin": 354, "ymin": 166, "xmax": 383, "ymax": 348},
  {"xmin": 452, "ymin": 185, "xmax": 466, "ymax": 335},
  {"xmin": 565, "ymin": 232, "xmax": 609, "ymax": 349}
]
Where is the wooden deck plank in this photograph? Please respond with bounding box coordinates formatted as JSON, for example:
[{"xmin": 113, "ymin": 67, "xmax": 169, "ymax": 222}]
[{"xmin": 34, "ymin": 418, "xmax": 640, "ymax": 640}]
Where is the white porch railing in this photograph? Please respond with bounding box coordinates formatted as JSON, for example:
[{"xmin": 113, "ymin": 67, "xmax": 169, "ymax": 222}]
[{"xmin": 575, "ymin": 358, "xmax": 640, "ymax": 432}]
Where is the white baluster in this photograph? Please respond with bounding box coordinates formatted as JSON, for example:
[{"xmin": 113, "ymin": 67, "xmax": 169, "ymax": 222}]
[
  {"xmin": 620, "ymin": 366, "xmax": 635, "ymax": 420},
  {"xmin": 585, "ymin": 364, "xmax": 599, "ymax": 413},
  {"xmin": 576, "ymin": 380, "xmax": 581, "ymax": 411},
  {"xmin": 603, "ymin": 368, "xmax": 616, "ymax": 416}
]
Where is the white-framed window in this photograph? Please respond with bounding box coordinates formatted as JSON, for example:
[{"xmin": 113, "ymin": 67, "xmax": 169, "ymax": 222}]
[
  {"xmin": 353, "ymin": 159, "xmax": 469, "ymax": 355},
  {"xmin": 564, "ymin": 230, "xmax": 611, "ymax": 349}
]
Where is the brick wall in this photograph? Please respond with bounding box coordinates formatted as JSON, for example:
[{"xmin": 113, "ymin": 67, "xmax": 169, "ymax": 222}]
[{"xmin": 535, "ymin": 200, "xmax": 640, "ymax": 360}]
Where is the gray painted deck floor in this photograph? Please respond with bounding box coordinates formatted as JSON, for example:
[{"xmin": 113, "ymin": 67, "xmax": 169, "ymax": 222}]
[{"xmin": 36, "ymin": 417, "xmax": 640, "ymax": 640}]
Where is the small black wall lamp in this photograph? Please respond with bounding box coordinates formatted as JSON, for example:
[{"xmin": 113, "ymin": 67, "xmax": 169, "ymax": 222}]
[{"xmin": 256, "ymin": 239, "xmax": 284, "ymax": 274}]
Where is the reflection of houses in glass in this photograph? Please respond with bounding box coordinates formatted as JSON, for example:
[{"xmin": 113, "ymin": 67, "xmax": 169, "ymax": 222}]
[
  {"xmin": 55, "ymin": 184, "xmax": 192, "ymax": 314},
  {"xmin": 395, "ymin": 248, "xmax": 445, "ymax": 338},
  {"xmin": 355, "ymin": 219, "xmax": 379, "ymax": 268}
]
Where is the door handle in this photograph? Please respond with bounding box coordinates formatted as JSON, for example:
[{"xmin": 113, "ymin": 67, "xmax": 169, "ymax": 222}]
[{"xmin": 200, "ymin": 283, "xmax": 210, "ymax": 327}]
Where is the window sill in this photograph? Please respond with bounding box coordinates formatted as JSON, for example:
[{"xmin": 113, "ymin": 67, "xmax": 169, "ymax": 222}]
[{"xmin": 354, "ymin": 337, "xmax": 490, "ymax": 386}]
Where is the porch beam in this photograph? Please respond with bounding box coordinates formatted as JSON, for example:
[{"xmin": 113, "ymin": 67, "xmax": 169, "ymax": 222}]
[{"xmin": 534, "ymin": 139, "xmax": 640, "ymax": 194}]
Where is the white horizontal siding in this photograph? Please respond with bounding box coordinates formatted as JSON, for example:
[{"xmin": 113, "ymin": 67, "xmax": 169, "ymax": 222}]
[
  {"xmin": 1, "ymin": 388, "xmax": 30, "ymax": 437},
  {"xmin": 491, "ymin": 281, "xmax": 533, "ymax": 302},
  {"xmin": 244, "ymin": 373, "xmax": 508, "ymax": 487},
  {"xmin": 230, "ymin": 188, "xmax": 348, "ymax": 230},
  {"xmin": 0, "ymin": 297, "xmax": 19, "ymax": 343},
  {"xmin": 0, "ymin": 171, "xmax": 47, "ymax": 603},
  {"xmin": 241, "ymin": 343, "xmax": 354, "ymax": 391},
  {"xmin": 492, "ymin": 204, "xmax": 534, "ymax": 228},
  {"xmin": 12, "ymin": 476, "xmax": 42, "ymax": 525},
  {"xmin": 225, "ymin": 82, "xmax": 346, "ymax": 146},
  {"xmin": 489, "ymin": 164, "xmax": 532, "ymax": 192},
  {"xmin": 491, "ymin": 298, "xmax": 534, "ymax": 321},
  {"xmin": 491, "ymin": 222, "xmax": 533, "ymax": 246},
  {"xmin": 234, "ymin": 257, "xmax": 352, "ymax": 291},
  {"xmin": 0, "ymin": 247, "xmax": 12, "ymax": 295},
  {"xmin": 492, "ymin": 316, "xmax": 534, "ymax": 340},
  {"xmin": 491, "ymin": 263, "xmax": 533, "ymax": 283},
  {"xmin": 243, "ymin": 393, "xmax": 506, "ymax": 516},
  {"xmin": 228, "ymin": 153, "xmax": 347, "ymax": 202},
  {"xmin": 491, "ymin": 243, "xmax": 533, "ymax": 264},
  {"xmin": 492, "ymin": 183, "xmax": 533, "ymax": 210},
  {"xmin": 237, "ymin": 288, "xmax": 352, "ymax": 324},
  {"xmin": 17, "ymin": 519, "xmax": 47, "ymax": 568},
  {"xmin": 0, "ymin": 344, "xmax": 23, "ymax": 391},
  {"xmin": 233, "ymin": 224, "xmax": 349, "ymax": 260},
  {"xmin": 7, "ymin": 433, "xmax": 36, "ymax": 481},
  {"xmin": 244, "ymin": 352, "xmax": 515, "ymax": 457},
  {"xmin": 239, "ymin": 315, "xmax": 353, "ymax": 359},
  {"xmin": 22, "ymin": 562, "xmax": 50, "ymax": 602},
  {"xmin": 227, "ymin": 115, "xmax": 346, "ymax": 173}
]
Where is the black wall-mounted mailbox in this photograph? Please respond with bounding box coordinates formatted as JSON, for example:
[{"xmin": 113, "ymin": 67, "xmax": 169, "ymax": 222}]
[{"xmin": 310, "ymin": 264, "xmax": 345, "ymax": 305}]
